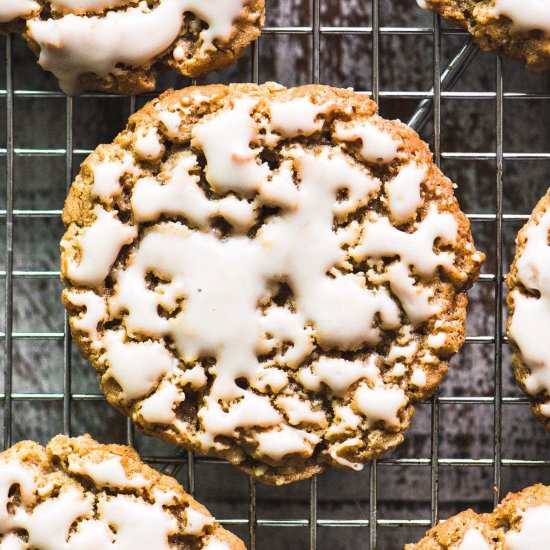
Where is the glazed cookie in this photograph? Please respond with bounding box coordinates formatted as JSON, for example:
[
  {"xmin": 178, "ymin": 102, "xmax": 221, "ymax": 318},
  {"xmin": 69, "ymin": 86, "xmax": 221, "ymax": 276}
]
[
  {"xmin": 406, "ymin": 484, "xmax": 550, "ymax": 549},
  {"xmin": 507, "ymin": 188, "xmax": 550, "ymax": 431},
  {"xmin": 0, "ymin": 434, "xmax": 244, "ymax": 549},
  {"xmin": 61, "ymin": 83, "xmax": 484, "ymax": 485},
  {"xmin": 4, "ymin": 0, "xmax": 264, "ymax": 94},
  {"xmin": 418, "ymin": 0, "xmax": 550, "ymax": 71}
]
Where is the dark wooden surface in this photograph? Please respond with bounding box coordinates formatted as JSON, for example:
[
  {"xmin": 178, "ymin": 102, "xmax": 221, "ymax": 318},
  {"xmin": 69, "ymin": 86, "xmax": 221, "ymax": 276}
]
[{"xmin": 1, "ymin": 1, "xmax": 550, "ymax": 548}]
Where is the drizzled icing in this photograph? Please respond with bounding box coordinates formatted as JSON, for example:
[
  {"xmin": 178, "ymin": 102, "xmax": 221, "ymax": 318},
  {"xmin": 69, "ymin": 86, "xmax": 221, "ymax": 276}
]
[
  {"xmin": 457, "ymin": 528, "xmax": 491, "ymax": 550},
  {"xmin": 63, "ymin": 89, "xmax": 481, "ymax": 472},
  {"xmin": 490, "ymin": 0, "xmax": 550, "ymax": 34},
  {"xmin": 505, "ymin": 505, "xmax": 550, "ymax": 549},
  {"xmin": 0, "ymin": 0, "xmax": 38, "ymax": 23},
  {"xmin": 0, "ymin": 443, "xmax": 220, "ymax": 549},
  {"xmin": 509, "ymin": 207, "xmax": 550, "ymax": 416},
  {"xmin": 26, "ymin": 0, "xmax": 249, "ymax": 93}
]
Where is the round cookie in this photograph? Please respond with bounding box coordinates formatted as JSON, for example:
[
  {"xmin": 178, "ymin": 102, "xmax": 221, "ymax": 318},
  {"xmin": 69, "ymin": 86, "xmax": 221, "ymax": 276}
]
[
  {"xmin": 418, "ymin": 0, "xmax": 550, "ymax": 71},
  {"xmin": 60, "ymin": 82, "xmax": 484, "ymax": 485},
  {"xmin": 507, "ymin": 188, "xmax": 550, "ymax": 431},
  {"xmin": 0, "ymin": 434, "xmax": 244, "ymax": 549},
  {"xmin": 4, "ymin": 0, "xmax": 264, "ymax": 94},
  {"xmin": 406, "ymin": 484, "xmax": 550, "ymax": 549}
]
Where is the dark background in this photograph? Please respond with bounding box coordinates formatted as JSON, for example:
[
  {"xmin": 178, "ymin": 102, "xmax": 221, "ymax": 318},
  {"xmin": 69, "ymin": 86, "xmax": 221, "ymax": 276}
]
[{"xmin": 1, "ymin": 1, "xmax": 549, "ymax": 548}]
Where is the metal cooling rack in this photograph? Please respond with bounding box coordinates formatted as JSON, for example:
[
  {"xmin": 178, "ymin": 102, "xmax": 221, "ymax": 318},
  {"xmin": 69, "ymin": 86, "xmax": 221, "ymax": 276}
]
[{"xmin": 2, "ymin": 1, "xmax": 550, "ymax": 548}]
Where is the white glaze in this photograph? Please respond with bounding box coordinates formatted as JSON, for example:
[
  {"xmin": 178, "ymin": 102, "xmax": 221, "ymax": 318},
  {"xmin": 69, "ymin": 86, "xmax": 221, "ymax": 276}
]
[
  {"xmin": 505, "ymin": 505, "xmax": 550, "ymax": 549},
  {"xmin": 457, "ymin": 528, "xmax": 491, "ymax": 550},
  {"xmin": 140, "ymin": 383, "xmax": 182, "ymax": 424},
  {"xmin": 68, "ymin": 456, "xmax": 148, "ymax": 489},
  {"xmin": 63, "ymin": 289, "xmax": 107, "ymax": 345},
  {"xmin": 354, "ymin": 383, "xmax": 408, "ymax": 428},
  {"xmin": 334, "ymin": 119, "xmax": 399, "ymax": 163},
  {"xmin": 0, "ymin": 0, "xmax": 38, "ymax": 23},
  {"xmin": 192, "ymin": 98, "xmax": 269, "ymax": 194},
  {"xmin": 255, "ymin": 426, "xmax": 319, "ymax": 461},
  {"xmin": 91, "ymin": 153, "xmax": 136, "ymax": 201},
  {"xmin": 269, "ymin": 98, "xmax": 332, "ymax": 137},
  {"xmin": 134, "ymin": 128, "xmax": 165, "ymax": 161},
  {"xmin": 491, "ymin": 0, "xmax": 550, "ymax": 34},
  {"xmin": 385, "ymin": 163, "xmax": 426, "ymax": 224},
  {"xmin": 64, "ymin": 206, "xmax": 137, "ymax": 288},
  {"xmin": 27, "ymin": 0, "xmax": 247, "ymax": 93},
  {"xmin": 202, "ymin": 538, "xmax": 231, "ymax": 550},
  {"xmin": 183, "ymin": 507, "xmax": 213, "ymax": 536},
  {"xmin": 297, "ymin": 357, "xmax": 379, "ymax": 397},
  {"xmin": 131, "ymin": 153, "xmax": 256, "ymax": 232},
  {"xmin": 411, "ymin": 368, "xmax": 427, "ymax": 388},
  {"xmin": 101, "ymin": 331, "xmax": 178, "ymax": 401}
]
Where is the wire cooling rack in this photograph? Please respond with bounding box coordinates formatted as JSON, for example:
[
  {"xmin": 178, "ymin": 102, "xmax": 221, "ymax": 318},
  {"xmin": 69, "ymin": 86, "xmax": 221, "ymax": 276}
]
[{"xmin": 2, "ymin": 1, "xmax": 550, "ymax": 548}]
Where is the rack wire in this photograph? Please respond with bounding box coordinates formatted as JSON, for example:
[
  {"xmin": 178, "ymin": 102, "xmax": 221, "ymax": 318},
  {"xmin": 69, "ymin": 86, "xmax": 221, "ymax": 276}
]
[{"xmin": 2, "ymin": 1, "xmax": 550, "ymax": 548}]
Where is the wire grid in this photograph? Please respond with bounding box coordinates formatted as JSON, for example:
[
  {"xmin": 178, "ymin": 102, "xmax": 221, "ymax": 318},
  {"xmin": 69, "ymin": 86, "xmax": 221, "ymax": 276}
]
[{"xmin": 2, "ymin": 1, "xmax": 550, "ymax": 548}]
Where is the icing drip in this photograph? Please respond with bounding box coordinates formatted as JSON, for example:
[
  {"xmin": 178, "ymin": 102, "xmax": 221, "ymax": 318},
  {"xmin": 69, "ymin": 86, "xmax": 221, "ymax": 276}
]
[
  {"xmin": 26, "ymin": 0, "xmax": 247, "ymax": 93},
  {"xmin": 458, "ymin": 528, "xmax": 490, "ymax": 550},
  {"xmin": 509, "ymin": 208, "xmax": 550, "ymax": 414},
  {"xmin": 0, "ymin": 0, "xmax": 38, "ymax": 23},
  {"xmin": 505, "ymin": 506, "xmax": 550, "ymax": 549}
]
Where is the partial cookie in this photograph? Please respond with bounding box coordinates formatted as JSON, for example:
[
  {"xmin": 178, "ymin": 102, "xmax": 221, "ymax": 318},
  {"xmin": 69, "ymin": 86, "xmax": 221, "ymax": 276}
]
[
  {"xmin": 4, "ymin": 0, "xmax": 264, "ymax": 94},
  {"xmin": 61, "ymin": 82, "xmax": 484, "ymax": 485},
  {"xmin": 406, "ymin": 484, "xmax": 550, "ymax": 549},
  {"xmin": 0, "ymin": 434, "xmax": 244, "ymax": 549},
  {"xmin": 418, "ymin": 0, "xmax": 550, "ymax": 71},
  {"xmin": 507, "ymin": 188, "xmax": 550, "ymax": 431}
]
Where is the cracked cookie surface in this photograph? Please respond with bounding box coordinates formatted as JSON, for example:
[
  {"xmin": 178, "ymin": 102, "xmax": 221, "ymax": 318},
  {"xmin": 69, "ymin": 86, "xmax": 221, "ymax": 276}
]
[
  {"xmin": 406, "ymin": 484, "xmax": 550, "ymax": 549},
  {"xmin": 418, "ymin": 0, "xmax": 550, "ymax": 71},
  {"xmin": 61, "ymin": 83, "xmax": 484, "ymax": 485},
  {"xmin": 0, "ymin": 0, "xmax": 264, "ymax": 94},
  {"xmin": 507, "ymin": 187, "xmax": 550, "ymax": 431},
  {"xmin": 0, "ymin": 434, "xmax": 244, "ymax": 549}
]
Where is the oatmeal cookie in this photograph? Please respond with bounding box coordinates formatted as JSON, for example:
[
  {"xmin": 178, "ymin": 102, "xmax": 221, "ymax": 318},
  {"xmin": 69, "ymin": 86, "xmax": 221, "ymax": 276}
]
[
  {"xmin": 406, "ymin": 484, "xmax": 550, "ymax": 549},
  {"xmin": 418, "ymin": 0, "xmax": 550, "ymax": 71},
  {"xmin": 4, "ymin": 0, "xmax": 264, "ymax": 94},
  {"xmin": 60, "ymin": 82, "xmax": 484, "ymax": 484},
  {"xmin": 0, "ymin": 434, "xmax": 244, "ymax": 549},
  {"xmin": 507, "ymin": 188, "xmax": 550, "ymax": 431}
]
